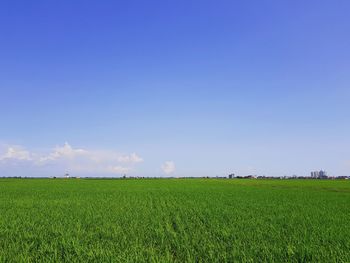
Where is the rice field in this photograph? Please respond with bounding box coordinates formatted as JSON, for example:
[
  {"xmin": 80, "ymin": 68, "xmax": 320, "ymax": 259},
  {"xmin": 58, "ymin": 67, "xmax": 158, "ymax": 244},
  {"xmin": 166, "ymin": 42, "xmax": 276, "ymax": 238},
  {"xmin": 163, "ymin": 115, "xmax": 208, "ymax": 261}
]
[{"xmin": 0, "ymin": 178, "xmax": 349, "ymax": 262}]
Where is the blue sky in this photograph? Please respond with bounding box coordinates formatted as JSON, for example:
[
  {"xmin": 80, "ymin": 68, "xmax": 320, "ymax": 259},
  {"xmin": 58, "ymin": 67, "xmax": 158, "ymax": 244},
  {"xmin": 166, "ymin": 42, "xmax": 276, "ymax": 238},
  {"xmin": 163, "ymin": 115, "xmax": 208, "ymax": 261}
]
[{"xmin": 0, "ymin": 0, "xmax": 349, "ymax": 177}]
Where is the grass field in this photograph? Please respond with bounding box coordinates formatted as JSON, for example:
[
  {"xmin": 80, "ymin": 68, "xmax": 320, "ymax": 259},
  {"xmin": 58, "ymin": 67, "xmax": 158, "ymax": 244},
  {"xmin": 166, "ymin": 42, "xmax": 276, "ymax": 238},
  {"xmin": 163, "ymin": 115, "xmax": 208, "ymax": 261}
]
[{"xmin": 0, "ymin": 178, "xmax": 349, "ymax": 262}]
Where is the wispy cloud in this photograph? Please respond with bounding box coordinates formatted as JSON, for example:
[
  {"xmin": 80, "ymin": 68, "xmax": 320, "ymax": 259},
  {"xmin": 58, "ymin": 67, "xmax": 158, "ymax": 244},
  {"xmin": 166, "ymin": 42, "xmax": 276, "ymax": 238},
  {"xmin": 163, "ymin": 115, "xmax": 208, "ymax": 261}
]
[
  {"xmin": 0, "ymin": 146, "xmax": 32, "ymax": 161},
  {"xmin": 117, "ymin": 153, "xmax": 143, "ymax": 163},
  {"xmin": 161, "ymin": 161, "xmax": 176, "ymax": 175},
  {"xmin": 39, "ymin": 142, "xmax": 88, "ymax": 163}
]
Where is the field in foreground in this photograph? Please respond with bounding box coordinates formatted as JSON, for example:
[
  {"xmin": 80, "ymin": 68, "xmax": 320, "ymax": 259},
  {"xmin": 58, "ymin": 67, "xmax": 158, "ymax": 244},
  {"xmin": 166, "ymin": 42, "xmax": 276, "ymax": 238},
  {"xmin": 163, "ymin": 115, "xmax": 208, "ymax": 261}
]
[{"xmin": 0, "ymin": 179, "xmax": 349, "ymax": 262}]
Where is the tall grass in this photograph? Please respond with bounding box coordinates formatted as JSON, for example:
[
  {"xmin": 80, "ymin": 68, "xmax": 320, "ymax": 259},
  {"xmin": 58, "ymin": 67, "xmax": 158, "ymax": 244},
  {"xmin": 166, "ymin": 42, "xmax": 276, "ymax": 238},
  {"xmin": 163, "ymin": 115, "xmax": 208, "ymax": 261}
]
[{"xmin": 0, "ymin": 179, "xmax": 349, "ymax": 262}]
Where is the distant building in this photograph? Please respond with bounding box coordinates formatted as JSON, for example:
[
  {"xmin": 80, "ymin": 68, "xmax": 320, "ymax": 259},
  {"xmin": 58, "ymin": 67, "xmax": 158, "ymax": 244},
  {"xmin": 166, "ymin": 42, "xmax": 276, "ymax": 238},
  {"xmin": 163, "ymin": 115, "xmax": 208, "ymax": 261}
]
[
  {"xmin": 311, "ymin": 171, "xmax": 318, "ymax": 178},
  {"xmin": 319, "ymin": 170, "xmax": 327, "ymax": 179},
  {"xmin": 311, "ymin": 170, "xmax": 327, "ymax": 179},
  {"xmin": 228, "ymin": 173, "xmax": 235, "ymax": 179}
]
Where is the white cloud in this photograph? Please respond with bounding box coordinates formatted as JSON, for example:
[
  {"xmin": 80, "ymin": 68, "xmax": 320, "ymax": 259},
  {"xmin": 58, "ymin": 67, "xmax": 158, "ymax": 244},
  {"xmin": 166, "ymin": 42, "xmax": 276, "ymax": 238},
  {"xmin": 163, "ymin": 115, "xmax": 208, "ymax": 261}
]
[
  {"xmin": 46, "ymin": 147, "xmax": 143, "ymax": 165},
  {"xmin": 39, "ymin": 142, "xmax": 88, "ymax": 162},
  {"xmin": 161, "ymin": 161, "xmax": 176, "ymax": 175},
  {"xmin": 117, "ymin": 153, "xmax": 143, "ymax": 163},
  {"xmin": 0, "ymin": 146, "xmax": 32, "ymax": 161},
  {"xmin": 0, "ymin": 142, "xmax": 143, "ymax": 176}
]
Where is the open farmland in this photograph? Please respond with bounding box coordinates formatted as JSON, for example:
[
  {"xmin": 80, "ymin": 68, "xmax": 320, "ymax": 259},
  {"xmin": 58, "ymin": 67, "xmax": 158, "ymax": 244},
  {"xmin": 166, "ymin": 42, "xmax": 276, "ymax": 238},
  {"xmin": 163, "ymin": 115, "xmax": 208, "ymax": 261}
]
[{"xmin": 0, "ymin": 178, "xmax": 349, "ymax": 262}]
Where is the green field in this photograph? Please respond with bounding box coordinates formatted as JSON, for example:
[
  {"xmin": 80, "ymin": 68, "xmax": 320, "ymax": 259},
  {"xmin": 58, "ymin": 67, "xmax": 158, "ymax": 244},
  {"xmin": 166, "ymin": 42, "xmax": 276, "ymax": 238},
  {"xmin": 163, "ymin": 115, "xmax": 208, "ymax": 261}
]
[{"xmin": 0, "ymin": 179, "xmax": 349, "ymax": 262}]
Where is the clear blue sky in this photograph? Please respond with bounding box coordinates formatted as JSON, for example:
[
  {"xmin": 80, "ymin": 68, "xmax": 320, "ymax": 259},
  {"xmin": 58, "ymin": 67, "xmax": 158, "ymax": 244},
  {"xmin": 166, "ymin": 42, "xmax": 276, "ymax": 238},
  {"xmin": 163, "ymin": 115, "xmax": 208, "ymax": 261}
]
[{"xmin": 0, "ymin": 0, "xmax": 349, "ymax": 177}]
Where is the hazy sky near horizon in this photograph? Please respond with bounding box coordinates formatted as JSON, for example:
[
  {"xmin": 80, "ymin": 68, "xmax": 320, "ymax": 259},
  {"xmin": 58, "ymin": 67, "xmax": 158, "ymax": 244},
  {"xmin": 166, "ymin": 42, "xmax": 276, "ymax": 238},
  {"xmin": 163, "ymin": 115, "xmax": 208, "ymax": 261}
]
[{"xmin": 1, "ymin": 1, "xmax": 349, "ymax": 177}]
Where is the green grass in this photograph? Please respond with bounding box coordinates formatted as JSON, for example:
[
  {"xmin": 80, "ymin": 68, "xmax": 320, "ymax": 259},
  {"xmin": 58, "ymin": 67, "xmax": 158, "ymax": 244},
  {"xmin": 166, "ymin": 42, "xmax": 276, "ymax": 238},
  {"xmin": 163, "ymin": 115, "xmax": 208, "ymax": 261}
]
[{"xmin": 0, "ymin": 178, "xmax": 349, "ymax": 262}]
